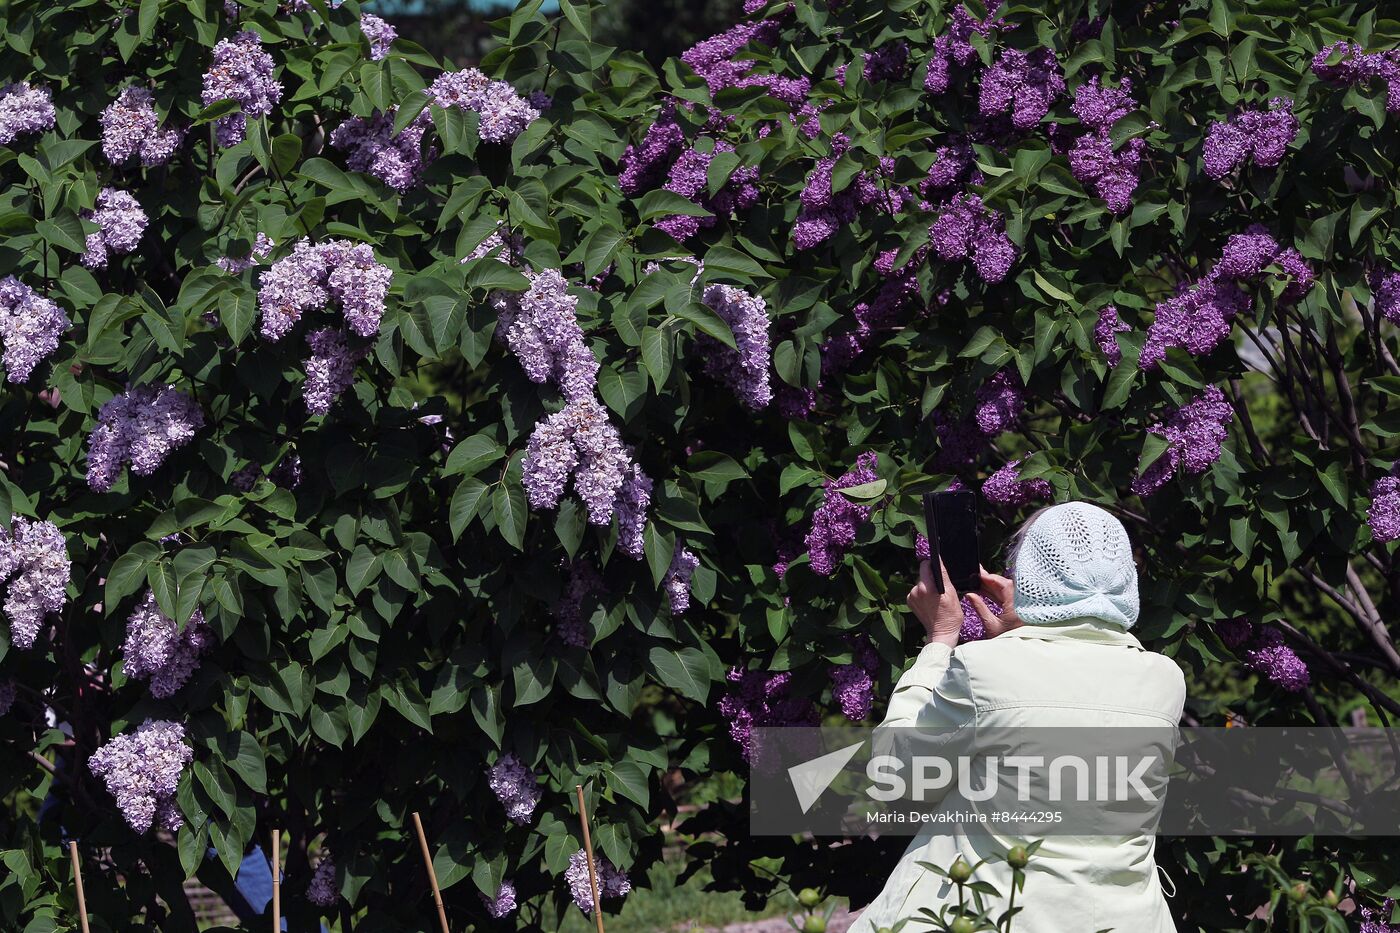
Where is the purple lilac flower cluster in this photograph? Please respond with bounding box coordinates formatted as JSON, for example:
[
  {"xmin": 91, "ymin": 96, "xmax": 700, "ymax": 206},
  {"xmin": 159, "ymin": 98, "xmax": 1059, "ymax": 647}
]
[
  {"xmin": 929, "ymin": 193, "xmax": 1017, "ymax": 283},
  {"xmin": 554, "ymin": 558, "xmax": 603, "ymax": 646},
  {"xmin": 217, "ymin": 233, "xmax": 275, "ymax": 273},
  {"xmin": 0, "ymin": 82, "xmax": 56, "ymax": 145},
  {"xmin": 920, "ymin": 139, "xmax": 982, "ymax": 201},
  {"xmin": 959, "ymin": 593, "xmax": 1002, "ymax": 641},
  {"xmin": 1202, "ymin": 98, "xmax": 1297, "ymax": 179},
  {"xmin": 490, "ymin": 268, "xmax": 598, "ymax": 402},
  {"xmin": 1141, "ymin": 226, "xmax": 1314, "ymax": 369},
  {"xmin": 664, "ymin": 545, "xmax": 700, "ymax": 615},
  {"xmin": 931, "ymin": 409, "xmax": 985, "ymax": 469},
  {"xmin": 81, "ymin": 188, "xmax": 149, "ymax": 270},
  {"xmin": 306, "ymin": 857, "xmax": 338, "ymax": 907},
  {"xmin": 653, "ymin": 140, "xmax": 761, "ymax": 242},
  {"xmin": 101, "ymin": 88, "xmax": 183, "ymax": 166},
  {"xmin": 87, "ymin": 385, "xmax": 204, "ymax": 493},
  {"xmin": 618, "ymin": 103, "xmax": 686, "ymax": 196},
  {"xmin": 1360, "ymin": 898, "xmax": 1399, "ymax": 933},
  {"xmin": 482, "ymin": 881, "xmax": 518, "ymax": 918},
  {"xmin": 565, "ymin": 849, "xmax": 631, "ymax": 912},
  {"xmin": 982, "ymin": 459, "xmax": 1052, "ymax": 507},
  {"xmin": 1130, "ymin": 385, "xmax": 1234, "ymax": 497},
  {"xmin": 258, "ymin": 238, "xmax": 393, "ymax": 342},
  {"xmin": 463, "ymin": 226, "xmax": 524, "ymax": 266},
  {"xmin": 680, "ymin": 18, "xmax": 782, "ymax": 98},
  {"xmin": 718, "ymin": 666, "xmax": 818, "ymax": 761},
  {"xmin": 488, "ymin": 753, "xmax": 542, "ymax": 825},
  {"xmin": 973, "ymin": 369, "xmax": 1026, "ymax": 436},
  {"xmin": 521, "ymin": 396, "xmax": 650, "ymax": 557},
  {"xmin": 829, "ymin": 635, "xmax": 877, "ymax": 720},
  {"xmin": 426, "ymin": 68, "xmax": 539, "ymax": 144},
  {"xmin": 1311, "ymin": 42, "xmax": 1400, "ymax": 113},
  {"xmin": 793, "ymin": 136, "xmax": 913, "ymax": 251},
  {"xmin": 1368, "ymin": 475, "xmax": 1400, "ymax": 543},
  {"xmin": 0, "ymin": 276, "xmax": 69, "ymax": 383},
  {"xmin": 0, "ymin": 517, "xmax": 70, "ymax": 650},
  {"xmin": 925, "ymin": 7, "xmax": 1004, "ymax": 95},
  {"xmin": 201, "ymin": 31, "xmax": 283, "ymax": 148},
  {"xmin": 980, "ymin": 48, "xmax": 1065, "ymax": 131},
  {"xmin": 1094, "ymin": 305, "xmax": 1129, "ymax": 366},
  {"xmin": 304, "ymin": 327, "xmax": 368, "ymax": 415},
  {"xmin": 122, "ymin": 590, "xmax": 214, "ymax": 698},
  {"xmin": 697, "ymin": 282, "xmax": 772, "ymax": 409},
  {"xmin": 819, "ymin": 248, "xmax": 929, "ymax": 378},
  {"xmin": 88, "ymin": 719, "xmax": 192, "ymax": 833},
  {"xmin": 805, "ymin": 451, "xmax": 879, "ymax": 576},
  {"xmin": 1370, "ymin": 269, "xmax": 1400, "ymax": 324},
  {"xmin": 360, "ymin": 13, "xmax": 396, "ymax": 60},
  {"xmin": 1064, "ymin": 76, "xmax": 1145, "ymax": 215},
  {"xmin": 863, "ymin": 41, "xmax": 909, "ymax": 82},
  {"xmin": 1216, "ymin": 619, "xmax": 1309, "ymax": 692},
  {"xmin": 329, "ymin": 107, "xmax": 436, "ymax": 192}
]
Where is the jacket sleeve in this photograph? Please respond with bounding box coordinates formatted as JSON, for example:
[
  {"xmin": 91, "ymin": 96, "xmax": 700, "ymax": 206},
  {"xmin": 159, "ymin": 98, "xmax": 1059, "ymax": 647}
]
[{"xmin": 870, "ymin": 642, "xmax": 978, "ymax": 806}]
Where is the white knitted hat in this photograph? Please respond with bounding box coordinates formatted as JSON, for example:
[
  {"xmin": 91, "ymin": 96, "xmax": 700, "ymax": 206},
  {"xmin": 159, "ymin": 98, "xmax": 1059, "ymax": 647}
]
[{"xmin": 1011, "ymin": 501, "xmax": 1140, "ymax": 628}]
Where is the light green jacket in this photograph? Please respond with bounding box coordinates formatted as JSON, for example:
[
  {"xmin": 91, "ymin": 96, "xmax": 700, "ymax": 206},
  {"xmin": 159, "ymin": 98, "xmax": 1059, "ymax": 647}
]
[{"xmin": 850, "ymin": 618, "xmax": 1186, "ymax": 933}]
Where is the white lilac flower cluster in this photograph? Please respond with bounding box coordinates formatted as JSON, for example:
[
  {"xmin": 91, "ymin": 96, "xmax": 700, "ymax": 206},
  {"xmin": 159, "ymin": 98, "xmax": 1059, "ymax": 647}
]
[
  {"xmin": 481, "ymin": 880, "xmax": 517, "ymax": 918},
  {"xmin": 0, "ymin": 82, "xmax": 55, "ymax": 145},
  {"xmin": 487, "ymin": 753, "xmax": 542, "ymax": 825},
  {"xmin": 0, "ymin": 517, "xmax": 70, "ymax": 650},
  {"xmin": 121, "ymin": 590, "xmax": 215, "ymax": 698},
  {"xmin": 329, "ymin": 107, "xmax": 435, "ymax": 192},
  {"xmin": 100, "ymin": 87, "xmax": 183, "ymax": 166},
  {"xmin": 201, "ymin": 31, "xmax": 283, "ymax": 148},
  {"xmin": 564, "ymin": 849, "xmax": 631, "ymax": 912},
  {"xmin": 0, "ymin": 276, "xmax": 70, "ymax": 383},
  {"xmin": 490, "ymin": 268, "xmax": 599, "ymax": 403},
  {"xmin": 81, "ymin": 188, "xmax": 149, "ymax": 270},
  {"xmin": 664, "ymin": 545, "xmax": 699, "ymax": 614},
  {"xmin": 86, "ymin": 384, "xmax": 205, "ymax": 493},
  {"xmin": 256, "ymin": 238, "xmax": 392, "ymax": 414},
  {"xmin": 88, "ymin": 719, "xmax": 192, "ymax": 833},
  {"xmin": 426, "ymin": 68, "xmax": 540, "ymax": 144},
  {"xmin": 698, "ymin": 282, "xmax": 772, "ymax": 410}
]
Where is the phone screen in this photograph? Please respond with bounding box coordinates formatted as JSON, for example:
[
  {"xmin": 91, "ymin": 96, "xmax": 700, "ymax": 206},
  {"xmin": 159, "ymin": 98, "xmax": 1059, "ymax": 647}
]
[{"xmin": 934, "ymin": 490, "xmax": 980, "ymax": 592}]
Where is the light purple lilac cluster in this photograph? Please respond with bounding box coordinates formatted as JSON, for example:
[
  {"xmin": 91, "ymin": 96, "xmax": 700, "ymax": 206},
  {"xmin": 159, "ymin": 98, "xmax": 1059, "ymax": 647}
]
[
  {"xmin": 1094, "ymin": 304, "xmax": 1129, "ymax": 366},
  {"xmin": 482, "ymin": 881, "xmax": 518, "ymax": 918},
  {"xmin": 929, "ymin": 193, "xmax": 1017, "ymax": 283},
  {"xmin": 304, "ymin": 327, "xmax": 368, "ymax": 415},
  {"xmin": 307, "ymin": 857, "xmax": 338, "ymax": 907},
  {"xmin": 257, "ymin": 238, "xmax": 392, "ymax": 342},
  {"xmin": 201, "ymin": 31, "xmax": 283, "ymax": 148},
  {"xmin": 1202, "ymin": 98, "xmax": 1297, "ymax": 179},
  {"xmin": 488, "ymin": 753, "xmax": 541, "ymax": 825},
  {"xmin": 565, "ymin": 849, "xmax": 631, "ymax": 912},
  {"xmin": 618, "ymin": 103, "xmax": 686, "ymax": 196},
  {"xmin": 0, "ymin": 517, "xmax": 70, "ymax": 650},
  {"xmin": 1141, "ymin": 226, "xmax": 1313, "ymax": 369},
  {"xmin": 1063, "ymin": 76, "xmax": 1144, "ymax": 215},
  {"xmin": 521, "ymin": 396, "xmax": 650, "ymax": 557},
  {"xmin": 122, "ymin": 590, "xmax": 214, "ymax": 698},
  {"xmin": 1360, "ymin": 898, "xmax": 1399, "ymax": 933},
  {"xmin": 81, "ymin": 188, "xmax": 149, "ymax": 270},
  {"xmin": 490, "ymin": 268, "xmax": 598, "ymax": 402},
  {"xmin": 653, "ymin": 140, "xmax": 761, "ymax": 242},
  {"xmin": 679, "ymin": 18, "xmax": 782, "ymax": 99},
  {"xmin": 664, "ymin": 545, "xmax": 700, "ymax": 614},
  {"xmin": 793, "ymin": 135, "xmax": 913, "ymax": 251},
  {"xmin": 925, "ymin": 7, "xmax": 1004, "ymax": 95},
  {"xmin": 829, "ymin": 635, "xmax": 877, "ymax": 721},
  {"xmin": 217, "ymin": 233, "xmax": 275, "ymax": 273},
  {"xmin": 360, "ymin": 13, "xmax": 396, "ymax": 60},
  {"xmin": 1311, "ymin": 42, "xmax": 1400, "ymax": 114},
  {"xmin": 980, "ymin": 48, "xmax": 1065, "ymax": 131},
  {"xmin": 1368, "ymin": 475, "xmax": 1400, "ymax": 543},
  {"xmin": 1130, "ymin": 385, "xmax": 1234, "ymax": 497},
  {"xmin": 1370, "ymin": 269, "xmax": 1400, "ymax": 324},
  {"xmin": 329, "ymin": 107, "xmax": 436, "ymax": 192},
  {"xmin": 554, "ymin": 558, "xmax": 603, "ymax": 647},
  {"xmin": 426, "ymin": 68, "xmax": 539, "ymax": 144},
  {"xmin": 0, "ymin": 276, "xmax": 70, "ymax": 383},
  {"xmin": 1216, "ymin": 619, "xmax": 1309, "ymax": 692},
  {"xmin": 463, "ymin": 226, "xmax": 524, "ymax": 266},
  {"xmin": 804, "ymin": 451, "xmax": 879, "ymax": 576},
  {"xmin": 697, "ymin": 282, "xmax": 772, "ymax": 409},
  {"xmin": 88, "ymin": 719, "xmax": 192, "ymax": 833},
  {"xmin": 982, "ymin": 459, "xmax": 1052, "ymax": 507},
  {"xmin": 101, "ymin": 87, "xmax": 183, "ymax": 166},
  {"xmin": 87, "ymin": 385, "xmax": 204, "ymax": 493},
  {"xmin": 717, "ymin": 666, "xmax": 817, "ymax": 761},
  {"xmin": 0, "ymin": 82, "xmax": 55, "ymax": 145},
  {"xmin": 959, "ymin": 593, "xmax": 1002, "ymax": 642}
]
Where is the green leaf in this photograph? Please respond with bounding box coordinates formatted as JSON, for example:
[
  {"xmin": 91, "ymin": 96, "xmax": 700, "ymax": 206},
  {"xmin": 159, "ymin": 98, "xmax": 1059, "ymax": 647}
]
[
  {"xmin": 346, "ymin": 545, "xmax": 382, "ymax": 595},
  {"xmin": 647, "ymin": 646, "xmax": 711, "ymax": 702},
  {"xmin": 138, "ymin": 0, "xmax": 160, "ymax": 41},
  {"xmin": 493, "ymin": 478, "xmax": 527, "ymax": 550},
  {"xmin": 640, "ymin": 325, "xmax": 673, "ymax": 389},
  {"xmin": 450, "ymin": 477, "xmax": 490, "ymax": 540},
  {"xmin": 584, "ymin": 225, "xmax": 625, "ymax": 280},
  {"xmin": 270, "ymin": 134, "xmax": 302, "ymax": 179},
  {"xmin": 636, "ymin": 189, "xmax": 713, "ymax": 222}
]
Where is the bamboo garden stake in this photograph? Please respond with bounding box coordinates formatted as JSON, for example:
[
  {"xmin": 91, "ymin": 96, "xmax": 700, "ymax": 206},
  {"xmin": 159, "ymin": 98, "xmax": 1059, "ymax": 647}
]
[
  {"xmin": 69, "ymin": 841, "xmax": 90, "ymax": 933},
  {"xmin": 411, "ymin": 811, "xmax": 451, "ymax": 933},
  {"xmin": 271, "ymin": 829, "xmax": 281, "ymax": 933},
  {"xmin": 575, "ymin": 784, "xmax": 606, "ymax": 933}
]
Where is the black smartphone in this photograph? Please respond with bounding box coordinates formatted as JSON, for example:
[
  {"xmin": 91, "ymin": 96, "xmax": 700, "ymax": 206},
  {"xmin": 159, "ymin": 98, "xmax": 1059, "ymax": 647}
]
[{"xmin": 921, "ymin": 489, "xmax": 980, "ymax": 593}]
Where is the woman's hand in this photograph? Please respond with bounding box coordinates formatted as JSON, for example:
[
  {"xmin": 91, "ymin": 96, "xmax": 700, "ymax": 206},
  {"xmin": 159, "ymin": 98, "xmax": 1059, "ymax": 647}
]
[
  {"xmin": 907, "ymin": 559, "xmax": 963, "ymax": 648},
  {"xmin": 966, "ymin": 565, "xmax": 1024, "ymax": 637}
]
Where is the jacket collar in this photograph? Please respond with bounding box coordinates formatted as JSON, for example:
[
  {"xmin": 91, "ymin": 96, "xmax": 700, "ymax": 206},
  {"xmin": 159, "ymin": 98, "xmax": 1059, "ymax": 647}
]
[{"xmin": 998, "ymin": 616, "xmax": 1145, "ymax": 650}]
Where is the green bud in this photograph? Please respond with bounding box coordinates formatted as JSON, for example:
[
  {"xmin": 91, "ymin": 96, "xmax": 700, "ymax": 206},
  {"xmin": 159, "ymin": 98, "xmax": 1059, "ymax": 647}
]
[
  {"xmin": 1288, "ymin": 882, "xmax": 1308, "ymax": 904},
  {"xmin": 950, "ymin": 918, "xmax": 977, "ymax": 933},
  {"xmin": 949, "ymin": 859, "xmax": 974, "ymax": 884},
  {"xmin": 797, "ymin": 888, "xmax": 823, "ymax": 909},
  {"xmin": 802, "ymin": 915, "xmax": 827, "ymax": 933},
  {"xmin": 1007, "ymin": 845, "xmax": 1029, "ymax": 869},
  {"xmin": 1323, "ymin": 890, "xmax": 1340, "ymax": 908}
]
